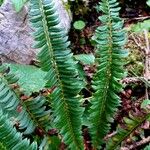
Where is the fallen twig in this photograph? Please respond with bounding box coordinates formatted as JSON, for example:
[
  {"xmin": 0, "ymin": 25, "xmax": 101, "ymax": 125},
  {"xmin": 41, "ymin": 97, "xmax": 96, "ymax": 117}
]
[
  {"xmin": 104, "ymin": 131, "xmax": 117, "ymax": 141},
  {"xmin": 130, "ymin": 34, "xmax": 145, "ymax": 51},
  {"xmin": 123, "ymin": 16, "xmax": 150, "ymax": 22},
  {"xmin": 121, "ymin": 77, "xmax": 150, "ymax": 87},
  {"xmin": 121, "ymin": 136, "xmax": 150, "ymax": 150},
  {"xmin": 144, "ymin": 30, "xmax": 150, "ymax": 99}
]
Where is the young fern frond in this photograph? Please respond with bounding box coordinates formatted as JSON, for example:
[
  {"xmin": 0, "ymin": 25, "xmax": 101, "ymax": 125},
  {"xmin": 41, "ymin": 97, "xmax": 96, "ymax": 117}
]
[
  {"xmin": 89, "ymin": 0, "xmax": 127, "ymax": 148},
  {"xmin": 0, "ymin": 64, "xmax": 51, "ymax": 134},
  {"xmin": 30, "ymin": 0, "xmax": 84, "ymax": 149},
  {"xmin": 106, "ymin": 112, "xmax": 150, "ymax": 150},
  {"xmin": 0, "ymin": 110, "xmax": 37, "ymax": 150}
]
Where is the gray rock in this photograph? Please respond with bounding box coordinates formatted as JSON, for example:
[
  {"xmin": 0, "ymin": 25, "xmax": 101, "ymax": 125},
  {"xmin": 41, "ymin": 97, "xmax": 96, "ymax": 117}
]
[{"xmin": 0, "ymin": 0, "xmax": 71, "ymax": 64}]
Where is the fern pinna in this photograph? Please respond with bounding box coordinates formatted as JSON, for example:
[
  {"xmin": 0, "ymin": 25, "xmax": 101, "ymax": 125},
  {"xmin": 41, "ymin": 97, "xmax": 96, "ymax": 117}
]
[
  {"xmin": 89, "ymin": 0, "xmax": 127, "ymax": 148},
  {"xmin": 30, "ymin": 0, "xmax": 84, "ymax": 149}
]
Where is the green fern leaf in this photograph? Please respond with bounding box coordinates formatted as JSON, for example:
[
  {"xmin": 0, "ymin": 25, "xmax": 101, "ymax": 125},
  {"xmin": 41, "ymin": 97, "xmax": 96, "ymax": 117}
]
[
  {"xmin": 0, "ymin": 64, "xmax": 51, "ymax": 134},
  {"xmin": 0, "ymin": 76, "xmax": 37, "ymax": 134},
  {"xmin": 30, "ymin": 0, "xmax": 84, "ymax": 149},
  {"xmin": 0, "ymin": 110, "xmax": 37, "ymax": 150},
  {"xmin": 106, "ymin": 112, "xmax": 150, "ymax": 150},
  {"xmin": 74, "ymin": 54, "xmax": 95, "ymax": 65},
  {"xmin": 89, "ymin": 0, "xmax": 127, "ymax": 148}
]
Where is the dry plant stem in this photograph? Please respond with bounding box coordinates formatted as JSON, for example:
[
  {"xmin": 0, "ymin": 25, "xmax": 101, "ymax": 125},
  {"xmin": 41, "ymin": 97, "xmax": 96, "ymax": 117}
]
[
  {"xmin": 131, "ymin": 34, "xmax": 145, "ymax": 51},
  {"xmin": 121, "ymin": 136, "xmax": 150, "ymax": 150},
  {"xmin": 124, "ymin": 16, "xmax": 150, "ymax": 22},
  {"xmin": 144, "ymin": 30, "xmax": 150, "ymax": 100},
  {"xmin": 121, "ymin": 77, "xmax": 145, "ymax": 84},
  {"xmin": 104, "ymin": 131, "xmax": 117, "ymax": 140},
  {"xmin": 121, "ymin": 77, "xmax": 150, "ymax": 88}
]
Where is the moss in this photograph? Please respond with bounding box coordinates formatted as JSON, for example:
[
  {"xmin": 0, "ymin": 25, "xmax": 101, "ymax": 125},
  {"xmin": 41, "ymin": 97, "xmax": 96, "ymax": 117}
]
[
  {"xmin": 61, "ymin": 0, "xmax": 72, "ymax": 18},
  {"xmin": 125, "ymin": 35, "xmax": 145, "ymax": 76}
]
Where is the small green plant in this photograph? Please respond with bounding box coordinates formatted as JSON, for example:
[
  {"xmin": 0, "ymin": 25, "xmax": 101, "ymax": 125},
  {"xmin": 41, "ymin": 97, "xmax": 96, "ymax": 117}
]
[{"xmin": 73, "ymin": 20, "xmax": 86, "ymax": 30}]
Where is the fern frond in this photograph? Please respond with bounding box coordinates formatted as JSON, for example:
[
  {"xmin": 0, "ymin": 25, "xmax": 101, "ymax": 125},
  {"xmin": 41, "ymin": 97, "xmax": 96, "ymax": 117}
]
[
  {"xmin": 0, "ymin": 73, "xmax": 39, "ymax": 134},
  {"xmin": 89, "ymin": 0, "xmax": 127, "ymax": 148},
  {"xmin": 0, "ymin": 110, "xmax": 37, "ymax": 150},
  {"xmin": 106, "ymin": 112, "xmax": 150, "ymax": 150},
  {"xmin": 0, "ymin": 64, "xmax": 51, "ymax": 134},
  {"xmin": 30, "ymin": 0, "xmax": 84, "ymax": 149}
]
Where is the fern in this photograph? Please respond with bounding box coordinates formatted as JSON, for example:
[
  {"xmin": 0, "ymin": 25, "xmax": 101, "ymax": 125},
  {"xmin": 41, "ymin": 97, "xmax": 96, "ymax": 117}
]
[
  {"xmin": 106, "ymin": 112, "xmax": 150, "ymax": 150},
  {"xmin": 88, "ymin": 0, "xmax": 127, "ymax": 148},
  {"xmin": 30, "ymin": 0, "xmax": 84, "ymax": 149},
  {"xmin": 0, "ymin": 110, "xmax": 37, "ymax": 150},
  {"xmin": 0, "ymin": 64, "xmax": 51, "ymax": 134}
]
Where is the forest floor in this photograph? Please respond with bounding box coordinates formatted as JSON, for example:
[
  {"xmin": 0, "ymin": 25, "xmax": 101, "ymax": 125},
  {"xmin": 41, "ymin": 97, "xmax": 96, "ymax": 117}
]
[{"xmin": 69, "ymin": 1, "xmax": 150, "ymax": 149}]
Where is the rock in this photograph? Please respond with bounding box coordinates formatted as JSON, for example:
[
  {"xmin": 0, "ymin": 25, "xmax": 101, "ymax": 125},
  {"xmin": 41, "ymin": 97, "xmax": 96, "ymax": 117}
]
[
  {"xmin": 56, "ymin": 0, "xmax": 72, "ymax": 31},
  {"xmin": 0, "ymin": 0, "xmax": 71, "ymax": 64}
]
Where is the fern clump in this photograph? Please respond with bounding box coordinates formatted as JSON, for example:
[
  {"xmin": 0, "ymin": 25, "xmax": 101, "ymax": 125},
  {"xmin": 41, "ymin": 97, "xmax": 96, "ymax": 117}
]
[
  {"xmin": 89, "ymin": 0, "xmax": 127, "ymax": 148},
  {"xmin": 30, "ymin": 0, "xmax": 84, "ymax": 149}
]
